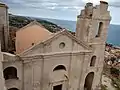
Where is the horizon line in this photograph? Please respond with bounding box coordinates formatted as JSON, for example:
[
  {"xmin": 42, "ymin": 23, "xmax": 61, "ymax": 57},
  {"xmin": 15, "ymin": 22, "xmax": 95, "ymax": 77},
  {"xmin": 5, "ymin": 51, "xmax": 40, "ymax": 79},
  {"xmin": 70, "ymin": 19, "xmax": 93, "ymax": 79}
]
[{"xmin": 9, "ymin": 13, "xmax": 120, "ymax": 25}]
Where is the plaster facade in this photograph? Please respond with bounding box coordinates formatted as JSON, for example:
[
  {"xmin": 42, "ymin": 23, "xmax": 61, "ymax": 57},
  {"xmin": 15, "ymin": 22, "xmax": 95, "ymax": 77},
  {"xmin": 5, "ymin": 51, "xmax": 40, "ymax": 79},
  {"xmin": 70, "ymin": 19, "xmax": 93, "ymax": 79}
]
[
  {"xmin": 0, "ymin": 1, "xmax": 111, "ymax": 90},
  {"xmin": 16, "ymin": 21, "xmax": 52, "ymax": 54}
]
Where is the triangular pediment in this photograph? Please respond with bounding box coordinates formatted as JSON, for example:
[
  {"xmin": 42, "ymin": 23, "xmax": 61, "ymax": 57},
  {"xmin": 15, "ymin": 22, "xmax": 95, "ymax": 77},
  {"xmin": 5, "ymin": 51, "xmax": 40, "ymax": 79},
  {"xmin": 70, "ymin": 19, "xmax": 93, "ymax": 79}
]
[{"xmin": 19, "ymin": 30, "xmax": 92, "ymax": 56}]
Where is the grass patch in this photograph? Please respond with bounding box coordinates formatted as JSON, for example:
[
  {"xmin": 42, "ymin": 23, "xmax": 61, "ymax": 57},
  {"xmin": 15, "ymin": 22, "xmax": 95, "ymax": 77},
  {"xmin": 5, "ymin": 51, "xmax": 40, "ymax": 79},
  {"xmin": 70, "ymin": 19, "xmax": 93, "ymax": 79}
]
[
  {"xmin": 111, "ymin": 77, "xmax": 120, "ymax": 90},
  {"xmin": 101, "ymin": 84, "xmax": 108, "ymax": 90}
]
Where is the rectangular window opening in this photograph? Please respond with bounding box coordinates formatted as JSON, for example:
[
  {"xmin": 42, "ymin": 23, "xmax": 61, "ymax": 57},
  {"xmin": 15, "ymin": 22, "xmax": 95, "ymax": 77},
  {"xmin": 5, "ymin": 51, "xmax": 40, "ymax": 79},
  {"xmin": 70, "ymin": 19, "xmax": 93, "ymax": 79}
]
[{"xmin": 53, "ymin": 84, "xmax": 62, "ymax": 90}]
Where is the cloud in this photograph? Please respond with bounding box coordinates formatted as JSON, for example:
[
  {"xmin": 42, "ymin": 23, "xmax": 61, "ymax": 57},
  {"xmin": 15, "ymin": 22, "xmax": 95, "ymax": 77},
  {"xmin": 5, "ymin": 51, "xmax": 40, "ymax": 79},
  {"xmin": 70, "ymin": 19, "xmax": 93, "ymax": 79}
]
[
  {"xmin": 3, "ymin": 0, "xmax": 120, "ymax": 11},
  {"xmin": 109, "ymin": 1, "xmax": 120, "ymax": 7},
  {"xmin": 2, "ymin": 0, "xmax": 120, "ymax": 23},
  {"xmin": 3, "ymin": 0, "xmax": 84, "ymax": 9},
  {"xmin": 47, "ymin": 6, "xmax": 56, "ymax": 10}
]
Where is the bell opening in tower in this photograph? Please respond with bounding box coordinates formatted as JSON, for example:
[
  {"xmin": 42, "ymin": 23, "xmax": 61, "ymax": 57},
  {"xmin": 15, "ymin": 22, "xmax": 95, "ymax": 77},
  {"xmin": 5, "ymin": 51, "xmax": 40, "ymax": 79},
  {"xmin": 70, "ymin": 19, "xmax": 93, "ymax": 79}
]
[{"xmin": 96, "ymin": 22, "xmax": 103, "ymax": 37}]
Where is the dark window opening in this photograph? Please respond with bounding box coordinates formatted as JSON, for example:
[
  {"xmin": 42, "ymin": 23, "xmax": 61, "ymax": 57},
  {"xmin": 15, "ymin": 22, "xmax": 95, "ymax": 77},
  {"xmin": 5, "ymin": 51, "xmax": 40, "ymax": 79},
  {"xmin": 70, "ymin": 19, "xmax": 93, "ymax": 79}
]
[
  {"xmin": 1, "ymin": 25, "xmax": 5, "ymax": 52},
  {"xmin": 53, "ymin": 65, "xmax": 66, "ymax": 71},
  {"xmin": 9, "ymin": 51, "xmax": 15, "ymax": 54},
  {"xmin": 8, "ymin": 88, "xmax": 19, "ymax": 90},
  {"xmin": 53, "ymin": 84, "xmax": 62, "ymax": 90},
  {"xmin": 3, "ymin": 67, "xmax": 18, "ymax": 80},
  {"xmin": 84, "ymin": 72, "xmax": 94, "ymax": 90},
  {"xmin": 90, "ymin": 56, "xmax": 96, "ymax": 67},
  {"xmin": 59, "ymin": 42, "xmax": 65, "ymax": 49},
  {"xmin": 96, "ymin": 22, "xmax": 103, "ymax": 37},
  {"xmin": 90, "ymin": 14, "xmax": 92, "ymax": 17},
  {"xmin": 32, "ymin": 43, "xmax": 34, "ymax": 46}
]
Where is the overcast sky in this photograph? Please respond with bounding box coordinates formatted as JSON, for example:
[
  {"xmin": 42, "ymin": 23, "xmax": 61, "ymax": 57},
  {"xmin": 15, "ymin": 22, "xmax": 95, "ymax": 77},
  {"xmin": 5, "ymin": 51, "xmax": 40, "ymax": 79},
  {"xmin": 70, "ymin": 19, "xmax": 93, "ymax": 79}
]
[{"xmin": 2, "ymin": 0, "xmax": 120, "ymax": 24}]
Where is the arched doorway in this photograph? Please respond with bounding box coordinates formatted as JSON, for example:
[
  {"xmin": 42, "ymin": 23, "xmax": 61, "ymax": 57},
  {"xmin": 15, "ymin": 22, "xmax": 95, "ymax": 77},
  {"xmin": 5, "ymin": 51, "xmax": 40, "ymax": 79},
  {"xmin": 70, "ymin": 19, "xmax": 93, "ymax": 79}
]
[
  {"xmin": 8, "ymin": 88, "xmax": 19, "ymax": 90},
  {"xmin": 84, "ymin": 72, "xmax": 94, "ymax": 90},
  {"xmin": 3, "ymin": 67, "xmax": 18, "ymax": 80},
  {"xmin": 52, "ymin": 65, "xmax": 68, "ymax": 90}
]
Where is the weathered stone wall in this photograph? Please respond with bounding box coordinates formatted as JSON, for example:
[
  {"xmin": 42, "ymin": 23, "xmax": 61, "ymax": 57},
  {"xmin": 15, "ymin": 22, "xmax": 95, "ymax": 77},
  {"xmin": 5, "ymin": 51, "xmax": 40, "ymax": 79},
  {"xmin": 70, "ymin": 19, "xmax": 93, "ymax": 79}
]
[
  {"xmin": 21, "ymin": 51, "xmax": 91, "ymax": 90},
  {"xmin": 0, "ymin": 3, "xmax": 9, "ymax": 52},
  {"xmin": 3, "ymin": 53, "xmax": 23, "ymax": 90},
  {"xmin": 0, "ymin": 42, "xmax": 6, "ymax": 90},
  {"xmin": 76, "ymin": 1, "xmax": 111, "ymax": 90}
]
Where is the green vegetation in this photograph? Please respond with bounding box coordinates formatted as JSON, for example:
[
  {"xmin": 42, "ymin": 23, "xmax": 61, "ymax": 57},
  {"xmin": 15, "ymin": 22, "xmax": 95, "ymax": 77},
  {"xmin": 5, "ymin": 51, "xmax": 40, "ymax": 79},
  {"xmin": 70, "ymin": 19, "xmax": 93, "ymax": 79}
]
[
  {"xmin": 101, "ymin": 84, "xmax": 108, "ymax": 90},
  {"xmin": 111, "ymin": 77, "xmax": 120, "ymax": 90},
  {"xmin": 110, "ymin": 68, "xmax": 119, "ymax": 77},
  {"xmin": 37, "ymin": 20, "xmax": 62, "ymax": 33}
]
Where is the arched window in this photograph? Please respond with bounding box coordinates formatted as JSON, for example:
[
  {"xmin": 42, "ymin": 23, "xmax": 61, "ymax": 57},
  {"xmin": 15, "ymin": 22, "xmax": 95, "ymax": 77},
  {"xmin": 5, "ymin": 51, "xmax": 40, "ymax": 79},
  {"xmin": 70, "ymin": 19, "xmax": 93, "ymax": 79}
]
[
  {"xmin": 90, "ymin": 56, "xmax": 96, "ymax": 67},
  {"xmin": 3, "ymin": 67, "xmax": 18, "ymax": 80},
  {"xmin": 8, "ymin": 88, "xmax": 19, "ymax": 90},
  {"xmin": 53, "ymin": 65, "xmax": 66, "ymax": 71},
  {"xmin": 96, "ymin": 22, "xmax": 103, "ymax": 37},
  {"xmin": 84, "ymin": 72, "xmax": 94, "ymax": 90}
]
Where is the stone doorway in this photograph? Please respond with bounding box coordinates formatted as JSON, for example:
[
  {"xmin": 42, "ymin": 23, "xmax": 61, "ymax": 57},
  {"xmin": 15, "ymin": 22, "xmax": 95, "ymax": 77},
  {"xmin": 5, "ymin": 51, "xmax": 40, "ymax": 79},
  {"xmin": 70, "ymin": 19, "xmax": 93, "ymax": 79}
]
[
  {"xmin": 84, "ymin": 72, "xmax": 94, "ymax": 90},
  {"xmin": 53, "ymin": 84, "xmax": 62, "ymax": 90}
]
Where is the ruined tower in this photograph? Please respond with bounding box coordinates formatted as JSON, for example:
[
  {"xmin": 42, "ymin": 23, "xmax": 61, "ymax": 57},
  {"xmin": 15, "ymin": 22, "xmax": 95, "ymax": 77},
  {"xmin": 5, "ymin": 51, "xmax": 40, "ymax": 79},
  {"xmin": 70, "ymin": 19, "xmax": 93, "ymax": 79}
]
[
  {"xmin": 0, "ymin": 2, "xmax": 9, "ymax": 52},
  {"xmin": 76, "ymin": 1, "xmax": 111, "ymax": 90}
]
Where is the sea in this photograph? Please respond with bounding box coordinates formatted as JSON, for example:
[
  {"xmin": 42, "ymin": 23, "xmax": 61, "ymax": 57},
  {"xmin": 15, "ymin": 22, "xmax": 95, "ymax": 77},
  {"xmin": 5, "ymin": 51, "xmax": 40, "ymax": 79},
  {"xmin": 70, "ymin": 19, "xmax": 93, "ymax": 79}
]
[{"xmin": 39, "ymin": 18, "xmax": 120, "ymax": 46}]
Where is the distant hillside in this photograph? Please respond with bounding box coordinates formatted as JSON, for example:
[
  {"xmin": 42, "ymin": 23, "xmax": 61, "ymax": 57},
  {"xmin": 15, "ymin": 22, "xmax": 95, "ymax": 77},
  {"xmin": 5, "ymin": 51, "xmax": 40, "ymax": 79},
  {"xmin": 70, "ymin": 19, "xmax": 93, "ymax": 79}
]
[
  {"xmin": 9, "ymin": 14, "xmax": 63, "ymax": 33},
  {"xmin": 36, "ymin": 17, "xmax": 76, "ymax": 31}
]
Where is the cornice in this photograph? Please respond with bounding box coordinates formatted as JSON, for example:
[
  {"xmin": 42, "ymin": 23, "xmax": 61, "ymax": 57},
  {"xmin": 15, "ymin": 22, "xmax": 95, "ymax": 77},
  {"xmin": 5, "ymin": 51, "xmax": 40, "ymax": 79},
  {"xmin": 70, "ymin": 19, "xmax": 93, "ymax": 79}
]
[{"xmin": 21, "ymin": 51, "xmax": 92, "ymax": 60}]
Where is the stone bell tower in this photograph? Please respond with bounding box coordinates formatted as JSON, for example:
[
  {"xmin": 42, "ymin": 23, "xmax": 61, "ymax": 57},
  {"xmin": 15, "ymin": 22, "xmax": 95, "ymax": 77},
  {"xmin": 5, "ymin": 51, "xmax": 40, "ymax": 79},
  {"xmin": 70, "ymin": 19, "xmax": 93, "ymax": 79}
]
[
  {"xmin": 0, "ymin": 2, "xmax": 9, "ymax": 52},
  {"xmin": 76, "ymin": 1, "xmax": 111, "ymax": 43},
  {"xmin": 76, "ymin": 2, "xmax": 93, "ymax": 42},
  {"xmin": 76, "ymin": 1, "xmax": 111, "ymax": 90}
]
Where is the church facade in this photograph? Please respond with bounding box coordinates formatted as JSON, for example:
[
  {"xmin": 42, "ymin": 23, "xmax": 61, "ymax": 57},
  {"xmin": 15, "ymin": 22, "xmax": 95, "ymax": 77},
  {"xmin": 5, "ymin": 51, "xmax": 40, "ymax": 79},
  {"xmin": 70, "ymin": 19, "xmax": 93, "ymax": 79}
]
[{"xmin": 0, "ymin": 1, "xmax": 111, "ymax": 90}]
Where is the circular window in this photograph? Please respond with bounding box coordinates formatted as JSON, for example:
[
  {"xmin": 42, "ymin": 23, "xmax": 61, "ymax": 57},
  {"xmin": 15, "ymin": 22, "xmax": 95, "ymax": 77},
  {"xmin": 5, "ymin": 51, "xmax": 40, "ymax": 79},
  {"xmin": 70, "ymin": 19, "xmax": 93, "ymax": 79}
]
[{"xmin": 59, "ymin": 42, "xmax": 65, "ymax": 49}]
